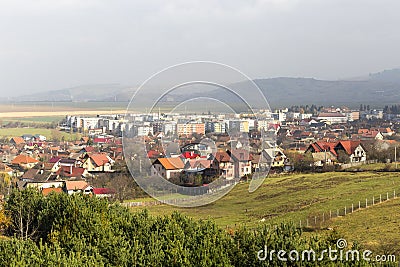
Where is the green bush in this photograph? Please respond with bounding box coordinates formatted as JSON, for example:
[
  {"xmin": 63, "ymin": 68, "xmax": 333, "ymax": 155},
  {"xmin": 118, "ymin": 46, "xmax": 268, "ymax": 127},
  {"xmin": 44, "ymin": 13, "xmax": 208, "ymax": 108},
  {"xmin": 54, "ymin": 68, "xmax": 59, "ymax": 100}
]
[{"xmin": 1, "ymin": 189, "xmax": 372, "ymax": 266}]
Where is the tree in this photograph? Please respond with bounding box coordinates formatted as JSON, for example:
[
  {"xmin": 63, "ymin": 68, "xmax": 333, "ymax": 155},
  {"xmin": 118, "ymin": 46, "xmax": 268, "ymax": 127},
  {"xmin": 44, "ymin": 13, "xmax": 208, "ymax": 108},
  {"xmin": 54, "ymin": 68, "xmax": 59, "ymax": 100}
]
[
  {"xmin": 5, "ymin": 188, "xmax": 43, "ymax": 240},
  {"xmin": 286, "ymin": 151, "xmax": 314, "ymax": 172},
  {"xmin": 337, "ymin": 150, "xmax": 350, "ymax": 164},
  {"xmin": 50, "ymin": 129, "xmax": 62, "ymax": 142}
]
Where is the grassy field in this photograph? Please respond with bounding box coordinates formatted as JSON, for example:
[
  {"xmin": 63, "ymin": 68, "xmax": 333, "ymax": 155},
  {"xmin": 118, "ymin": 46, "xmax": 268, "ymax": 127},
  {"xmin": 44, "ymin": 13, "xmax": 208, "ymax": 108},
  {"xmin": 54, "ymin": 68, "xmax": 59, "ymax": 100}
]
[
  {"xmin": 130, "ymin": 171, "xmax": 400, "ymax": 253},
  {"xmin": 1, "ymin": 116, "xmax": 64, "ymax": 125},
  {"xmin": 327, "ymin": 197, "xmax": 400, "ymax": 255},
  {"xmin": 346, "ymin": 163, "xmax": 399, "ymax": 171},
  {"xmin": 0, "ymin": 127, "xmax": 81, "ymax": 141}
]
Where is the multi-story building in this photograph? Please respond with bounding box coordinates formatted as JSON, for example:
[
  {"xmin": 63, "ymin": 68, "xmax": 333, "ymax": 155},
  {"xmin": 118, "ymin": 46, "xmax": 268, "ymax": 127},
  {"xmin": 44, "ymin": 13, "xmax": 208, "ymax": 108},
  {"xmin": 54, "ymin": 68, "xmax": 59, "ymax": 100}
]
[
  {"xmin": 162, "ymin": 122, "xmax": 177, "ymax": 136},
  {"xmin": 177, "ymin": 123, "xmax": 205, "ymax": 136},
  {"xmin": 226, "ymin": 120, "xmax": 249, "ymax": 133},
  {"xmin": 316, "ymin": 112, "xmax": 347, "ymax": 124},
  {"xmin": 206, "ymin": 121, "xmax": 226, "ymax": 133}
]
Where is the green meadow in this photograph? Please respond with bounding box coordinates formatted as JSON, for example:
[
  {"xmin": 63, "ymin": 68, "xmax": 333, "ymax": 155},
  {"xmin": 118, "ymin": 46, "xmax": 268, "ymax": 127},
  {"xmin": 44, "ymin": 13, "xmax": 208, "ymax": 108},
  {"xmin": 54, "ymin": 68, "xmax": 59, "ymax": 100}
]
[
  {"xmin": 130, "ymin": 171, "xmax": 400, "ymax": 253},
  {"xmin": 0, "ymin": 127, "xmax": 81, "ymax": 141}
]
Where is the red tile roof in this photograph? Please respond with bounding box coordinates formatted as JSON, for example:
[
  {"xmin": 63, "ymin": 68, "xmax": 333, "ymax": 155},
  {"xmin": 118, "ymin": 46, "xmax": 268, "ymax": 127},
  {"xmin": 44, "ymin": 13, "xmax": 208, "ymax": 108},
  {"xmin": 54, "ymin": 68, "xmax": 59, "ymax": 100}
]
[
  {"xmin": 337, "ymin": 140, "xmax": 362, "ymax": 155},
  {"xmin": 147, "ymin": 150, "xmax": 162, "ymax": 159},
  {"xmin": 49, "ymin": 157, "xmax": 61, "ymax": 163},
  {"xmin": 214, "ymin": 152, "xmax": 232, "ymax": 162},
  {"xmin": 56, "ymin": 166, "xmax": 85, "ymax": 177},
  {"xmin": 92, "ymin": 188, "xmax": 115, "ymax": 195},
  {"xmin": 93, "ymin": 137, "xmax": 112, "ymax": 144},
  {"xmin": 84, "ymin": 146, "xmax": 95, "ymax": 152},
  {"xmin": 181, "ymin": 151, "xmax": 200, "ymax": 159}
]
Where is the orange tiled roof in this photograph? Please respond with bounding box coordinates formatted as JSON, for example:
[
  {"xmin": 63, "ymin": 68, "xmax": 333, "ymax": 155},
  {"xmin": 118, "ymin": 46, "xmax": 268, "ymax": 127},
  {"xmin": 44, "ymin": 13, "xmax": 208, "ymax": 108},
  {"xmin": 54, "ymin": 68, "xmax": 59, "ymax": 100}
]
[
  {"xmin": 89, "ymin": 153, "xmax": 109, "ymax": 166},
  {"xmin": 11, "ymin": 137, "xmax": 25, "ymax": 145},
  {"xmin": 11, "ymin": 154, "xmax": 39, "ymax": 165},
  {"xmin": 156, "ymin": 158, "xmax": 184, "ymax": 170},
  {"xmin": 65, "ymin": 180, "xmax": 89, "ymax": 191},
  {"xmin": 42, "ymin": 187, "xmax": 63, "ymax": 196},
  {"xmin": 338, "ymin": 140, "xmax": 362, "ymax": 155}
]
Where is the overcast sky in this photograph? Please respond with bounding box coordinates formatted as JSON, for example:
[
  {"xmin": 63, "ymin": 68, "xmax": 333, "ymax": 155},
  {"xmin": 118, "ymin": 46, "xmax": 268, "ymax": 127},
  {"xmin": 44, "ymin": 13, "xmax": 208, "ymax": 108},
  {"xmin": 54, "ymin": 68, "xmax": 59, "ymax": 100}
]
[{"xmin": 1, "ymin": 0, "xmax": 400, "ymax": 97}]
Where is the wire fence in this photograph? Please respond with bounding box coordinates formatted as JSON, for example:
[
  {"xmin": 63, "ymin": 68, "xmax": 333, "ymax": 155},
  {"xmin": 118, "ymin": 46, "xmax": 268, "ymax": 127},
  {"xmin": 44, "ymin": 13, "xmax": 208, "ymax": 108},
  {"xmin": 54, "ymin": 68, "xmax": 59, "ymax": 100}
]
[{"xmin": 299, "ymin": 189, "xmax": 398, "ymax": 229}]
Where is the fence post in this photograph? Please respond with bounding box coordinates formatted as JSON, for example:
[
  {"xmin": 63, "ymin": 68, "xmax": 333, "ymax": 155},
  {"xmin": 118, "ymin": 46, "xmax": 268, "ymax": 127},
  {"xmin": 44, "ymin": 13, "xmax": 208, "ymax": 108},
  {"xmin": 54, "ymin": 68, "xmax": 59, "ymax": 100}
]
[
  {"xmin": 394, "ymin": 190, "xmax": 396, "ymax": 199},
  {"xmin": 306, "ymin": 219, "xmax": 309, "ymax": 227},
  {"xmin": 387, "ymin": 192, "xmax": 389, "ymax": 201},
  {"xmin": 366, "ymin": 198, "xmax": 368, "ymax": 208},
  {"xmin": 337, "ymin": 209, "xmax": 339, "ymax": 216},
  {"xmin": 344, "ymin": 206, "xmax": 347, "ymax": 216},
  {"xmin": 380, "ymin": 194, "xmax": 382, "ymax": 203},
  {"xmin": 373, "ymin": 196, "xmax": 375, "ymax": 205},
  {"xmin": 352, "ymin": 203, "xmax": 354, "ymax": 213},
  {"xmin": 359, "ymin": 201, "xmax": 361, "ymax": 209},
  {"xmin": 314, "ymin": 216, "xmax": 317, "ymax": 226},
  {"xmin": 299, "ymin": 220, "xmax": 302, "ymax": 229}
]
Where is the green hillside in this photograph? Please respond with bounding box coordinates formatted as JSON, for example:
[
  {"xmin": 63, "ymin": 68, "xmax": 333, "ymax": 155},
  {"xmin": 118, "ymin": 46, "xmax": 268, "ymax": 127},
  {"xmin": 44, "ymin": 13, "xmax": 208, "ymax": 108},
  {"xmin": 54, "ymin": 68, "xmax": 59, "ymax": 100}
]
[{"xmin": 131, "ymin": 171, "xmax": 400, "ymax": 254}]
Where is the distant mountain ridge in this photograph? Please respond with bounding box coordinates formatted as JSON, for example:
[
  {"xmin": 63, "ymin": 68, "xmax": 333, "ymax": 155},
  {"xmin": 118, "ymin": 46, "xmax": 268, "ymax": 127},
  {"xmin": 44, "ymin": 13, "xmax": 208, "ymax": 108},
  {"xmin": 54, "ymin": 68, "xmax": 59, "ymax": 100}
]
[{"xmin": 7, "ymin": 68, "xmax": 400, "ymax": 107}]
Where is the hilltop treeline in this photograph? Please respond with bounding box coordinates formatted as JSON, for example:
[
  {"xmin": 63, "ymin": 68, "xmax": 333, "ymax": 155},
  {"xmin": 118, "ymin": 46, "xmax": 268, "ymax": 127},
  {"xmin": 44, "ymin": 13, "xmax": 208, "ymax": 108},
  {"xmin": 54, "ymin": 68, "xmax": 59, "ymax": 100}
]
[
  {"xmin": 383, "ymin": 105, "xmax": 400, "ymax": 114},
  {"xmin": 0, "ymin": 190, "xmax": 369, "ymax": 266}
]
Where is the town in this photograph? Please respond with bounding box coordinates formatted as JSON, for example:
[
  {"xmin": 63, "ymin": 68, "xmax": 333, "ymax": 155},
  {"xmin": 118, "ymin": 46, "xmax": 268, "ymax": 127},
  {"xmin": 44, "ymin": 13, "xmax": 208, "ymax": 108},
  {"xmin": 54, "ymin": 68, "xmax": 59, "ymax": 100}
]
[{"xmin": 0, "ymin": 104, "xmax": 399, "ymax": 200}]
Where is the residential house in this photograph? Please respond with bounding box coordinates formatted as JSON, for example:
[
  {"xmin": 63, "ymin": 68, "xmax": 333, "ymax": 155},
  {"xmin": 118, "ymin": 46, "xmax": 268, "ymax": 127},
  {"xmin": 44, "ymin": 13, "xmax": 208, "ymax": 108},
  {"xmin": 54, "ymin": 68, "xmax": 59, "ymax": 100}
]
[
  {"xmin": 212, "ymin": 152, "xmax": 235, "ymax": 180},
  {"xmin": 11, "ymin": 154, "xmax": 39, "ymax": 169},
  {"xmin": 82, "ymin": 153, "xmax": 114, "ymax": 172},
  {"xmin": 10, "ymin": 137, "xmax": 25, "ymax": 146},
  {"xmin": 311, "ymin": 152, "xmax": 337, "ymax": 167},
  {"xmin": 317, "ymin": 112, "xmax": 347, "ymax": 124},
  {"xmin": 56, "ymin": 166, "xmax": 87, "ymax": 179},
  {"xmin": 33, "ymin": 134, "xmax": 47, "ymax": 141},
  {"xmin": 262, "ymin": 148, "xmax": 287, "ymax": 169},
  {"xmin": 92, "ymin": 188, "xmax": 115, "ymax": 198},
  {"xmin": 378, "ymin": 128, "xmax": 395, "ymax": 137},
  {"xmin": 151, "ymin": 157, "xmax": 185, "ymax": 179},
  {"xmin": 21, "ymin": 134, "xmax": 34, "ymax": 142},
  {"xmin": 25, "ymin": 181, "xmax": 64, "ymax": 190},
  {"xmin": 335, "ymin": 140, "xmax": 367, "ymax": 163},
  {"xmin": 64, "ymin": 180, "xmax": 93, "ymax": 195},
  {"xmin": 227, "ymin": 149, "xmax": 252, "ymax": 178},
  {"xmin": 305, "ymin": 140, "xmax": 366, "ymax": 163}
]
